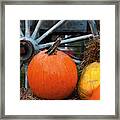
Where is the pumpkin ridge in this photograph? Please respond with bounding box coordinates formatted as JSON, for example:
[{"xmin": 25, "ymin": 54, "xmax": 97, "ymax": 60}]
[
  {"xmin": 28, "ymin": 52, "xmax": 47, "ymax": 97},
  {"xmin": 62, "ymin": 54, "xmax": 78, "ymax": 96},
  {"xmin": 37, "ymin": 55, "xmax": 46, "ymax": 97}
]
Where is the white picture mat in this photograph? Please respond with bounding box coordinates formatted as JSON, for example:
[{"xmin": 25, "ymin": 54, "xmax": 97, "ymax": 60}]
[{"xmin": 5, "ymin": 5, "xmax": 115, "ymax": 115}]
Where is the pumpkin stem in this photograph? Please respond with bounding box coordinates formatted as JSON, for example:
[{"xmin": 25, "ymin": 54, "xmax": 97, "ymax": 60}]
[{"xmin": 45, "ymin": 37, "xmax": 62, "ymax": 55}]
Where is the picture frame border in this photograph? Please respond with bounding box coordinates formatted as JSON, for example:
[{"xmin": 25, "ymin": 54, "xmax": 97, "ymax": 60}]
[{"xmin": 0, "ymin": 0, "xmax": 119, "ymax": 119}]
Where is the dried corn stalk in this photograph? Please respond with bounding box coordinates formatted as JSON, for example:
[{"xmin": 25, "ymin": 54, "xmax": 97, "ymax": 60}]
[{"xmin": 80, "ymin": 38, "xmax": 100, "ymax": 71}]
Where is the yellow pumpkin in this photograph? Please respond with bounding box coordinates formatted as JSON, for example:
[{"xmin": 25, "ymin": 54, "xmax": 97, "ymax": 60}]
[{"xmin": 78, "ymin": 62, "xmax": 100, "ymax": 100}]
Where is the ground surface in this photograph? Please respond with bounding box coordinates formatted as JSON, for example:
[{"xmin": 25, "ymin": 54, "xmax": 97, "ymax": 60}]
[{"xmin": 20, "ymin": 87, "xmax": 80, "ymax": 100}]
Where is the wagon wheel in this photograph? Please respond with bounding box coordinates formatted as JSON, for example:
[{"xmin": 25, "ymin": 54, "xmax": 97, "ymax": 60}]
[{"xmin": 20, "ymin": 20, "xmax": 99, "ymax": 88}]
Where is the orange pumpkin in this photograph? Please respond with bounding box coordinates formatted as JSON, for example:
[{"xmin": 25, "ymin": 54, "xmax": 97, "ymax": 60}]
[
  {"xmin": 89, "ymin": 85, "xmax": 100, "ymax": 100},
  {"xmin": 28, "ymin": 50, "xmax": 78, "ymax": 100}
]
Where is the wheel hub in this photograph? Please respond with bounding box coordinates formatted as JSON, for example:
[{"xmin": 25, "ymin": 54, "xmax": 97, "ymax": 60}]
[{"xmin": 20, "ymin": 39, "xmax": 34, "ymax": 61}]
